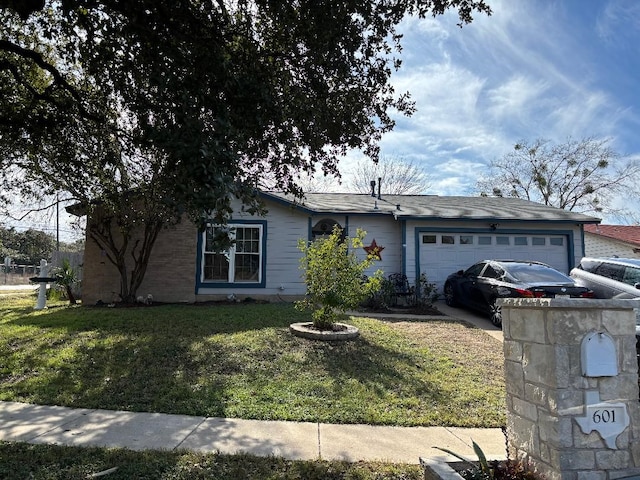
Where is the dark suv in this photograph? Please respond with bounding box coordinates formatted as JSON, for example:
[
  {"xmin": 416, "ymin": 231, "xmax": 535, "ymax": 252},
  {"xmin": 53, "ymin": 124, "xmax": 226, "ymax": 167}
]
[{"xmin": 570, "ymin": 257, "xmax": 640, "ymax": 299}]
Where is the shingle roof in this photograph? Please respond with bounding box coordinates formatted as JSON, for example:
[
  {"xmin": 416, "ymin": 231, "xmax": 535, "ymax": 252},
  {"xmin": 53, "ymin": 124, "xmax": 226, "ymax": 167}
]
[
  {"xmin": 584, "ymin": 224, "xmax": 640, "ymax": 247},
  {"xmin": 263, "ymin": 192, "xmax": 601, "ymax": 223}
]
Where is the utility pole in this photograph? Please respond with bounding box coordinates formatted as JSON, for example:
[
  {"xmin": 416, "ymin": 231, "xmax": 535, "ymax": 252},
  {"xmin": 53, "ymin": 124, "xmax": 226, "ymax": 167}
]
[{"xmin": 56, "ymin": 193, "xmax": 60, "ymax": 251}]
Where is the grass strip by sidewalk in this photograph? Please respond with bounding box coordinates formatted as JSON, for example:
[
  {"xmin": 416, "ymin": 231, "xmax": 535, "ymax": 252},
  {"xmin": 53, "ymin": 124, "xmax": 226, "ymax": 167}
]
[
  {"xmin": 0, "ymin": 294, "xmax": 505, "ymax": 427},
  {"xmin": 0, "ymin": 442, "xmax": 423, "ymax": 480}
]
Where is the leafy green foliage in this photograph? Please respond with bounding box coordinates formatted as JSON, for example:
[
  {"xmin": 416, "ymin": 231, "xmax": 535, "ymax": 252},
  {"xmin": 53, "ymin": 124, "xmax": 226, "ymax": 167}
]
[
  {"xmin": 0, "ymin": 0, "xmax": 491, "ymax": 301},
  {"xmin": 296, "ymin": 226, "xmax": 383, "ymax": 329},
  {"xmin": 361, "ymin": 276, "xmax": 397, "ymax": 311},
  {"xmin": 416, "ymin": 273, "xmax": 439, "ymax": 307},
  {"xmin": 0, "ymin": 226, "xmax": 55, "ymax": 264},
  {"xmin": 434, "ymin": 427, "xmax": 540, "ymax": 480},
  {"xmin": 52, "ymin": 257, "xmax": 79, "ymax": 304}
]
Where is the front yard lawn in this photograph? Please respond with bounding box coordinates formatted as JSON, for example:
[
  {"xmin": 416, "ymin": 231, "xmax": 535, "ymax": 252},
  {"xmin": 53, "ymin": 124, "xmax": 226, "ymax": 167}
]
[
  {"xmin": 0, "ymin": 294, "xmax": 505, "ymax": 427},
  {"xmin": 0, "ymin": 442, "xmax": 424, "ymax": 480}
]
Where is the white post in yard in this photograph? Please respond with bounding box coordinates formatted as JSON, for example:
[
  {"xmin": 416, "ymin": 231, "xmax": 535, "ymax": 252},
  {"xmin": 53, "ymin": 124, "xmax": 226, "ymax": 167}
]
[{"xmin": 34, "ymin": 259, "xmax": 48, "ymax": 311}]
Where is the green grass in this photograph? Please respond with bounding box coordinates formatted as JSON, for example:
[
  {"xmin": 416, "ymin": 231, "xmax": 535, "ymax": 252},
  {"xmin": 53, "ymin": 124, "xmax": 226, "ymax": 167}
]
[
  {"xmin": 0, "ymin": 442, "xmax": 423, "ymax": 480},
  {"xmin": 0, "ymin": 294, "xmax": 505, "ymax": 427}
]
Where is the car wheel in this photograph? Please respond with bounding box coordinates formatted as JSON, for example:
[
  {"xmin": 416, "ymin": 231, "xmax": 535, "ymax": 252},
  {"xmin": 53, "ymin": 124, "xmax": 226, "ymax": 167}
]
[
  {"xmin": 444, "ymin": 283, "xmax": 457, "ymax": 307},
  {"xmin": 489, "ymin": 299, "xmax": 502, "ymax": 327}
]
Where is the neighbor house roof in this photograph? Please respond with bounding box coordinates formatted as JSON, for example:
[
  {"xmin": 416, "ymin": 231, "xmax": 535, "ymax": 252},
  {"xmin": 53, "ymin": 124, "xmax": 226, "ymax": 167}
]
[
  {"xmin": 263, "ymin": 192, "xmax": 601, "ymax": 224},
  {"xmin": 584, "ymin": 224, "xmax": 640, "ymax": 247}
]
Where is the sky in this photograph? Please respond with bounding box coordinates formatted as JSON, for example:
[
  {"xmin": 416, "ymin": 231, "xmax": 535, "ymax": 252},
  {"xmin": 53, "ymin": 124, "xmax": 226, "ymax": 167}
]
[
  {"xmin": 340, "ymin": 0, "xmax": 640, "ymax": 220},
  {"xmin": 5, "ymin": 0, "xmax": 640, "ymax": 241}
]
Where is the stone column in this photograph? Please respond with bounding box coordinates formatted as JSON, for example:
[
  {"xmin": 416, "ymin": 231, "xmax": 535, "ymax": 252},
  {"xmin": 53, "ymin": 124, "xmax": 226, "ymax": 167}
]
[{"xmin": 501, "ymin": 298, "xmax": 640, "ymax": 480}]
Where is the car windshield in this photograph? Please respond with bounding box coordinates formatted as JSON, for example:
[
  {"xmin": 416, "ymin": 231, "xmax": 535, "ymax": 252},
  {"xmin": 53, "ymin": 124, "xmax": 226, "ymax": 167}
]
[{"xmin": 505, "ymin": 263, "xmax": 572, "ymax": 284}]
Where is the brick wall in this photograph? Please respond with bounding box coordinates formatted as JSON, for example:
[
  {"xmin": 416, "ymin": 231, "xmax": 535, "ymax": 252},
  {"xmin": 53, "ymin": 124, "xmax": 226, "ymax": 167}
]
[{"xmin": 82, "ymin": 215, "xmax": 197, "ymax": 305}]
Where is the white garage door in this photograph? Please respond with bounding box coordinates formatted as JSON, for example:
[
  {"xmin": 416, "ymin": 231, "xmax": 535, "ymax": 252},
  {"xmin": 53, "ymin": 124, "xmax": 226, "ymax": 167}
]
[{"xmin": 418, "ymin": 232, "xmax": 569, "ymax": 291}]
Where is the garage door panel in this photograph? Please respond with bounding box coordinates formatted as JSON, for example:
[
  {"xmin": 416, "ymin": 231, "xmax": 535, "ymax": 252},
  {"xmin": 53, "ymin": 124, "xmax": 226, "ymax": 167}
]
[{"xmin": 419, "ymin": 232, "xmax": 568, "ymax": 291}]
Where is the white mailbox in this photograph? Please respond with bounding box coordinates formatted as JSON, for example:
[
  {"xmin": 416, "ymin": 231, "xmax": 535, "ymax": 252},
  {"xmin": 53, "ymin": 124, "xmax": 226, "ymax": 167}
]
[{"xmin": 581, "ymin": 331, "xmax": 618, "ymax": 377}]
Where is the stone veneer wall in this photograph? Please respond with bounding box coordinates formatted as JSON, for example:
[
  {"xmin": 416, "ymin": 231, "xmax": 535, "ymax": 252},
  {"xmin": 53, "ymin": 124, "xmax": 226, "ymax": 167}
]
[{"xmin": 501, "ymin": 298, "xmax": 640, "ymax": 480}]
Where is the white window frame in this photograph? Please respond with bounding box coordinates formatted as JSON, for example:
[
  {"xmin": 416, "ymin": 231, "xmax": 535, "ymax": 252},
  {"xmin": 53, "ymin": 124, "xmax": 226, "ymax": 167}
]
[{"xmin": 201, "ymin": 223, "xmax": 263, "ymax": 284}]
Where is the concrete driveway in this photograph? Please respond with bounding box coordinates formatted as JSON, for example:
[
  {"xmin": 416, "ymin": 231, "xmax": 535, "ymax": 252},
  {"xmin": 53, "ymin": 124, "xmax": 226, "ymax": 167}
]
[{"xmin": 434, "ymin": 300, "xmax": 503, "ymax": 342}]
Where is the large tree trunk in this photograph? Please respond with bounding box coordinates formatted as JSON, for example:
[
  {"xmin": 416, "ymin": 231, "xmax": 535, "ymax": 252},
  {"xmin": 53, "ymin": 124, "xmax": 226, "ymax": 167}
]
[{"xmin": 127, "ymin": 220, "xmax": 164, "ymax": 303}]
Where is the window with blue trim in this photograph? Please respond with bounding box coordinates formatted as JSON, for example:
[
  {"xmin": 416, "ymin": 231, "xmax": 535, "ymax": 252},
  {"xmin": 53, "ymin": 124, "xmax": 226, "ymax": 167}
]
[{"xmin": 203, "ymin": 224, "xmax": 262, "ymax": 283}]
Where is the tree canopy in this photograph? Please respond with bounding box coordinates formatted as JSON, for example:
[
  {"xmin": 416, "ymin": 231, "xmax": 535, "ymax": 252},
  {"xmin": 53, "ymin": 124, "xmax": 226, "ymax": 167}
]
[
  {"xmin": 477, "ymin": 137, "xmax": 640, "ymax": 220},
  {"xmin": 1, "ymin": 1, "xmax": 490, "ymax": 217},
  {"xmin": 0, "ymin": 226, "xmax": 55, "ymax": 264},
  {"xmin": 0, "ymin": 0, "xmax": 491, "ymax": 300}
]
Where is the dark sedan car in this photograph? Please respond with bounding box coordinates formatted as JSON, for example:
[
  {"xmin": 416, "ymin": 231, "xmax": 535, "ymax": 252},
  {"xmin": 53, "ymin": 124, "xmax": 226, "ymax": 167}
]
[{"xmin": 444, "ymin": 260, "xmax": 594, "ymax": 327}]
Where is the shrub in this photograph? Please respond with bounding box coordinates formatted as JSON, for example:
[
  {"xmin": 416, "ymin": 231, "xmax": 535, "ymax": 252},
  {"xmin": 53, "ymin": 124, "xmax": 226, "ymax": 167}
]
[
  {"xmin": 52, "ymin": 258, "xmax": 79, "ymax": 305},
  {"xmin": 415, "ymin": 273, "xmax": 439, "ymax": 307},
  {"xmin": 296, "ymin": 226, "xmax": 383, "ymax": 330},
  {"xmin": 361, "ymin": 276, "xmax": 396, "ymax": 311},
  {"xmin": 434, "ymin": 427, "xmax": 540, "ymax": 480}
]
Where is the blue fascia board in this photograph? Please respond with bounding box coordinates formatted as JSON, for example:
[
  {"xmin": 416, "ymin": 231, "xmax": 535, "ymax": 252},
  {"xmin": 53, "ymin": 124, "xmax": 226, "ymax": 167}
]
[{"xmin": 397, "ymin": 215, "xmax": 599, "ymax": 225}]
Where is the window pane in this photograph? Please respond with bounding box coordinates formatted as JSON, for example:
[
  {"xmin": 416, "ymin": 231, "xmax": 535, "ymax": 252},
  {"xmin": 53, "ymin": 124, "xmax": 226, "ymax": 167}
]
[
  {"xmin": 234, "ymin": 254, "xmax": 259, "ymax": 281},
  {"xmin": 515, "ymin": 237, "xmax": 528, "ymax": 245},
  {"xmin": 496, "ymin": 237, "xmax": 510, "ymax": 245},
  {"xmin": 532, "ymin": 237, "xmax": 545, "ymax": 246},
  {"xmin": 204, "ymin": 253, "xmax": 229, "ymax": 280},
  {"xmin": 422, "ymin": 235, "xmax": 436, "ymax": 244},
  {"xmin": 236, "ymin": 227, "xmax": 259, "ymax": 254},
  {"xmin": 234, "ymin": 227, "xmax": 260, "ymax": 282},
  {"xmin": 465, "ymin": 263, "xmax": 485, "ymax": 276},
  {"xmin": 595, "ymin": 264, "xmax": 624, "ymax": 281},
  {"xmin": 478, "ymin": 237, "xmax": 491, "ymax": 245},
  {"xmin": 482, "ymin": 265, "xmax": 502, "ymax": 279},
  {"xmin": 550, "ymin": 238, "xmax": 564, "ymax": 246},
  {"xmin": 205, "ymin": 226, "xmax": 215, "ymax": 252},
  {"xmin": 442, "ymin": 235, "xmax": 455, "ymax": 244},
  {"xmin": 460, "ymin": 235, "xmax": 473, "ymax": 245},
  {"xmin": 623, "ymin": 267, "xmax": 640, "ymax": 286}
]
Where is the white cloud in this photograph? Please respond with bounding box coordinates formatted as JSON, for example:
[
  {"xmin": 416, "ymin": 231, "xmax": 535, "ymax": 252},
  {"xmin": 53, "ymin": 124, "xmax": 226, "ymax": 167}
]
[
  {"xmin": 596, "ymin": 0, "xmax": 640, "ymax": 42},
  {"xmin": 375, "ymin": 0, "xmax": 640, "ymax": 200}
]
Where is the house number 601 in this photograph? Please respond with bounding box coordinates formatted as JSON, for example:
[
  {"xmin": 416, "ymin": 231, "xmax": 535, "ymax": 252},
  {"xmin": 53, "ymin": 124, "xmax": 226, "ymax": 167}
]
[{"xmin": 592, "ymin": 409, "xmax": 616, "ymax": 423}]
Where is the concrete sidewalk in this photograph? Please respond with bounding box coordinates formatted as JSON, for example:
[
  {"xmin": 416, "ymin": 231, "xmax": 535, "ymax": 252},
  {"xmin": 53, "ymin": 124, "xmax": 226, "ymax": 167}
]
[{"xmin": 0, "ymin": 401, "xmax": 505, "ymax": 464}]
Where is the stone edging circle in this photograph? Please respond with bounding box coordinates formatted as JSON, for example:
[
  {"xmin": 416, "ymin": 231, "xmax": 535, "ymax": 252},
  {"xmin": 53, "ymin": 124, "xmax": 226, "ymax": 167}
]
[{"xmin": 289, "ymin": 322, "xmax": 360, "ymax": 341}]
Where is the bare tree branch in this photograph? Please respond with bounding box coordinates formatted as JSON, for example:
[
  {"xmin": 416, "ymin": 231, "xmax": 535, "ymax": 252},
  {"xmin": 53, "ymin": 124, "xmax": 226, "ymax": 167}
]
[{"xmin": 477, "ymin": 137, "xmax": 640, "ymax": 220}]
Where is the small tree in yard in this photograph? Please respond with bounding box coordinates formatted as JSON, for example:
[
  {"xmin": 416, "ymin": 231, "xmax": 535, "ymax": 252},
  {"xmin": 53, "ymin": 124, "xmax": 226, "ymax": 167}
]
[{"xmin": 297, "ymin": 226, "xmax": 382, "ymax": 330}]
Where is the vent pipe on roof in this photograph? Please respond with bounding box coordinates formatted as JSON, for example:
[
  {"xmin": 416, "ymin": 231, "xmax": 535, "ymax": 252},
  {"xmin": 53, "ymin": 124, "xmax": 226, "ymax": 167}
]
[
  {"xmin": 370, "ymin": 180, "xmax": 376, "ymax": 197},
  {"xmin": 377, "ymin": 177, "xmax": 381, "ymax": 200}
]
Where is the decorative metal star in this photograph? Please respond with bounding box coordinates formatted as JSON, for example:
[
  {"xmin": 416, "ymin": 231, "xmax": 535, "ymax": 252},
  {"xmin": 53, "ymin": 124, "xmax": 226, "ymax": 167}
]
[{"xmin": 363, "ymin": 239, "xmax": 384, "ymax": 260}]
